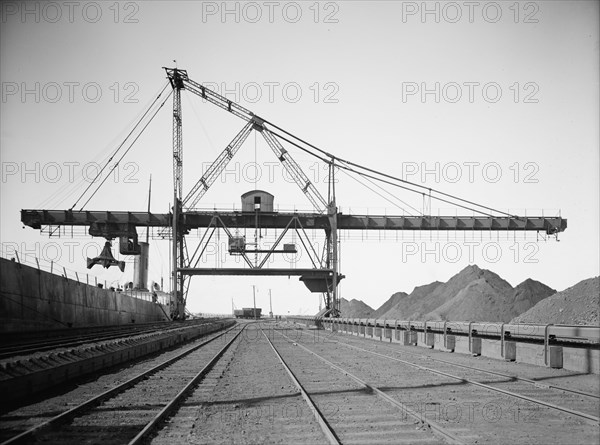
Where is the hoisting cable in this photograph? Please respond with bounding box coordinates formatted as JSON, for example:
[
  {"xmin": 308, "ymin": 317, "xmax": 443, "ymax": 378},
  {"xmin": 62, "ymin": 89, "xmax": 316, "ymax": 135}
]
[
  {"xmin": 338, "ymin": 157, "xmax": 515, "ymax": 217},
  {"xmin": 344, "ymin": 165, "xmax": 422, "ymax": 215},
  {"xmin": 263, "ymin": 119, "xmax": 517, "ymax": 218},
  {"xmin": 335, "ymin": 160, "xmax": 500, "ymax": 218},
  {"xmin": 70, "ymin": 81, "xmax": 171, "ymax": 210},
  {"xmin": 37, "ymin": 89, "xmax": 168, "ymax": 210},
  {"xmin": 337, "ymin": 167, "xmax": 421, "ymax": 216},
  {"xmin": 75, "ymin": 87, "xmax": 173, "ymax": 211},
  {"xmin": 175, "ymin": 78, "xmax": 505, "ymax": 218},
  {"xmin": 267, "ymin": 129, "xmax": 492, "ymax": 216}
]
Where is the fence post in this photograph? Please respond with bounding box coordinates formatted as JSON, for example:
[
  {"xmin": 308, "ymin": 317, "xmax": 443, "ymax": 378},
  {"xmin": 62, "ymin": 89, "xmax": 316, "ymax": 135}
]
[
  {"xmin": 468, "ymin": 321, "xmax": 473, "ymax": 352},
  {"xmin": 544, "ymin": 324, "xmax": 553, "ymax": 366},
  {"xmin": 443, "ymin": 321, "xmax": 447, "ymax": 345},
  {"xmin": 501, "ymin": 323, "xmax": 505, "ymax": 357}
]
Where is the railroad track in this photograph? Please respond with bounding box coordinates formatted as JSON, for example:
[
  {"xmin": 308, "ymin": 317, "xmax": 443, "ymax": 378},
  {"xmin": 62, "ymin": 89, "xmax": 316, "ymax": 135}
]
[
  {"xmin": 328, "ymin": 332, "xmax": 600, "ymax": 423},
  {"xmin": 3, "ymin": 322, "xmax": 597, "ymax": 444},
  {"xmin": 264, "ymin": 327, "xmax": 463, "ymax": 444},
  {"xmin": 276, "ymin": 326, "xmax": 600, "ymax": 444},
  {"xmin": 0, "ymin": 323, "xmax": 245, "ymax": 445},
  {"xmin": 0, "ymin": 320, "xmax": 217, "ymax": 360},
  {"xmin": 152, "ymin": 323, "xmax": 459, "ymax": 444},
  {"xmin": 363, "ymin": 338, "xmax": 599, "ymax": 400},
  {"xmin": 150, "ymin": 322, "xmax": 329, "ymax": 444}
]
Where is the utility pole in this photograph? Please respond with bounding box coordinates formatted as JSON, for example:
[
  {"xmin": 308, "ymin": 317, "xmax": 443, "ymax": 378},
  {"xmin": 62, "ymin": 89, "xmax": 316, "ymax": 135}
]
[
  {"xmin": 253, "ymin": 285, "xmax": 257, "ymax": 320},
  {"xmin": 269, "ymin": 289, "xmax": 273, "ymax": 318},
  {"xmin": 326, "ymin": 160, "xmax": 339, "ymax": 316},
  {"xmin": 146, "ymin": 175, "xmax": 152, "ymax": 243}
]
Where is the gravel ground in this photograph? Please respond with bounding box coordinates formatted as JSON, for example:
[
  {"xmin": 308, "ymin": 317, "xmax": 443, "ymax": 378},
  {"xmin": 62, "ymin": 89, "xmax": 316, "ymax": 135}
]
[
  {"xmin": 2, "ymin": 321, "xmax": 597, "ymax": 444},
  {"xmin": 151, "ymin": 323, "xmax": 326, "ymax": 444},
  {"xmin": 285, "ymin": 325, "xmax": 600, "ymax": 445},
  {"xmin": 327, "ymin": 328, "xmax": 600, "ymax": 395}
]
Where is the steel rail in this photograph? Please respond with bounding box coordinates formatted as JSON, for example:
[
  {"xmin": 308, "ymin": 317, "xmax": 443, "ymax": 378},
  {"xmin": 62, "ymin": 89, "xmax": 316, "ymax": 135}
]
[
  {"xmin": 1, "ymin": 324, "xmax": 240, "ymax": 445},
  {"xmin": 333, "ymin": 335, "xmax": 600, "ymax": 400},
  {"xmin": 0, "ymin": 321, "xmax": 168, "ymax": 347},
  {"xmin": 261, "ymin": 328, "xmax": 341, "ymax": 445},
  {"xmin": 0, "ymin": 324, "xmax": 192, "ymax": 360},
  {"xmin": 335, "ymin": 340, "xmax": 600, "ymax": 425},
  {"xmin": 275, "ymin": 330, "xmax": 465, "ymax": 445},
  {"xmin": 0, "ymin": 319, "xmax": 217, "ymax": 351},
  {"xmin": 128, "ymin": 324, "xmax": 247, "ymax": 444}
]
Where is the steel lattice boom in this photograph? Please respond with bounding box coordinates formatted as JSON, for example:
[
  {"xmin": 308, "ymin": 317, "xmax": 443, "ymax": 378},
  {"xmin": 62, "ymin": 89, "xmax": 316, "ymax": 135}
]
[
  {"xmin": 21, "ymin": 210, "xmax": 567, "ymax": 234},
  {"xmin": 20, "ymin": 67, "xmax": 568, "ymax": 319}
]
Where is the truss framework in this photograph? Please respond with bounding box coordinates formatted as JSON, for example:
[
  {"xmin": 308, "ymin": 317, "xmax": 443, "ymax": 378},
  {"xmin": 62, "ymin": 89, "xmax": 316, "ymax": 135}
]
[
  {"xmin": 163, "ymin": 68, "xmax": 340, "ymax": 317},
  {"xmin": 20, "ymin": 67, "xmax": 568, "ymax": 319}
]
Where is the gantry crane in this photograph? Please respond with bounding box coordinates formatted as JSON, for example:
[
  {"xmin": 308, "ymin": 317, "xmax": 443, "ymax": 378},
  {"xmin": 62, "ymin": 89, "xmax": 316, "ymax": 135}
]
[{"xmin": 21, "ymin": 67, "xmax": 567, "ymax": 319}]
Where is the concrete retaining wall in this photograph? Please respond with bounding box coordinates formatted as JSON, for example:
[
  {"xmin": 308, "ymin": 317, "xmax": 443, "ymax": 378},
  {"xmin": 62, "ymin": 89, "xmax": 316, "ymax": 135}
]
[
  {"xmin": 481, "ymin": 338, "xmax": 503, "ymax": 359},
  {"xmin": 562, "ymin": 347, "xmax": 600, "ymax": 374},
  {"xmin": 313, "ymin": 320, "xmax": 600, "ymax": 374},
  {"xmin": 1, "ymin": 258, "xmax": 170, "ymax": 332},
  {"xmin": 325, "ymin": 322, "xmax": 599, "ymax": 374}
]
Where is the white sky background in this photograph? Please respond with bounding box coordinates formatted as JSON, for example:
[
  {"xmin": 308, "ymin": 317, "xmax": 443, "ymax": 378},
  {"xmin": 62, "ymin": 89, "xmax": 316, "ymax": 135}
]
[{"xmin": 1, "ymin": 1, "xmax": 598, "ymax": 315}]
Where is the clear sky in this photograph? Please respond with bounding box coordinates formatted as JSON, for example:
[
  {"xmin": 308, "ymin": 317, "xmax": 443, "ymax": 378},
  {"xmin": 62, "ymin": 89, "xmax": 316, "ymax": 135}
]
[{"xmin": 1, "ymin": 1, "xmax": 598, "ymax": 316}]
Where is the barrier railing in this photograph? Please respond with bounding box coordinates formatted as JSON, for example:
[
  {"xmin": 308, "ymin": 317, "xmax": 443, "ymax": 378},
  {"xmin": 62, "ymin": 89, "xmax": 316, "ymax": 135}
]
[{"xmin": 286, "ymin": 316, "xmax": 600, "ymax": 345}]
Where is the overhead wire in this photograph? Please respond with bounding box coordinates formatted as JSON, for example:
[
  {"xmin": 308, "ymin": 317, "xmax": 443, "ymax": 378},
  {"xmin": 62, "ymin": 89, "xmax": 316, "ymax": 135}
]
[
  {"xmin": 44, "ymin": 84, "xmax": 171, "ymax": 209},
  {"xmin": 263, "ymin": 119, "xmax": 517, "ymax": 218},
  {"xmin": 184, "ymin": 91, "xmax": 219, "ymax": 157},
  {"xmin": 76, "ymin": 87, "xmax": 173, "ymax": 211},
  {"xmin": 267, "ymin": 128, "xmax": 485, "ymax": 215},
  {"xmin": 338, "ymin": 157, "xmax": 515, "ymax": 217},
  {"xmin": 335, "ymin": 160, "xmax": 499, "ymax": 217},
  {"xmin": 337, "ymin": 167, "xmax": 420, "ymax": 216},
  {"xmin": 45, "ymin": 75, "xmax": 522, "ymax": 220},
  {"xmin": 340, "ymin": 164, "xmax": 423, "ymax": 216},
  {"xmin": 36, "ymin": 97, "xmax": 160, "ymax": 209},
  {"xmin": 261, "ymin": 127, "xmax": 485, "ymax": 216},
  {"xmin": 69, "ymin": 81, "xmax": 171, "ymax": 210}
]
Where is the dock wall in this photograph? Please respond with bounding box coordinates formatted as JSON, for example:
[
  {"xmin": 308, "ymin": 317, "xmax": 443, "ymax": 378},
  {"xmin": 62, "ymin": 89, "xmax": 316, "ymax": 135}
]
[{"xmin": 0, "ymin": 258, "xmax": 170, "ymax": 332}]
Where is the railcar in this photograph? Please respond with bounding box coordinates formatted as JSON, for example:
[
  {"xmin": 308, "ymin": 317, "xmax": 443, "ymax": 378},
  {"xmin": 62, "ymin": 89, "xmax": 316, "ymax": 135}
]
[{"xmin": 234, "ymin": 308, "xmax": 262, "ymax": 319}]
